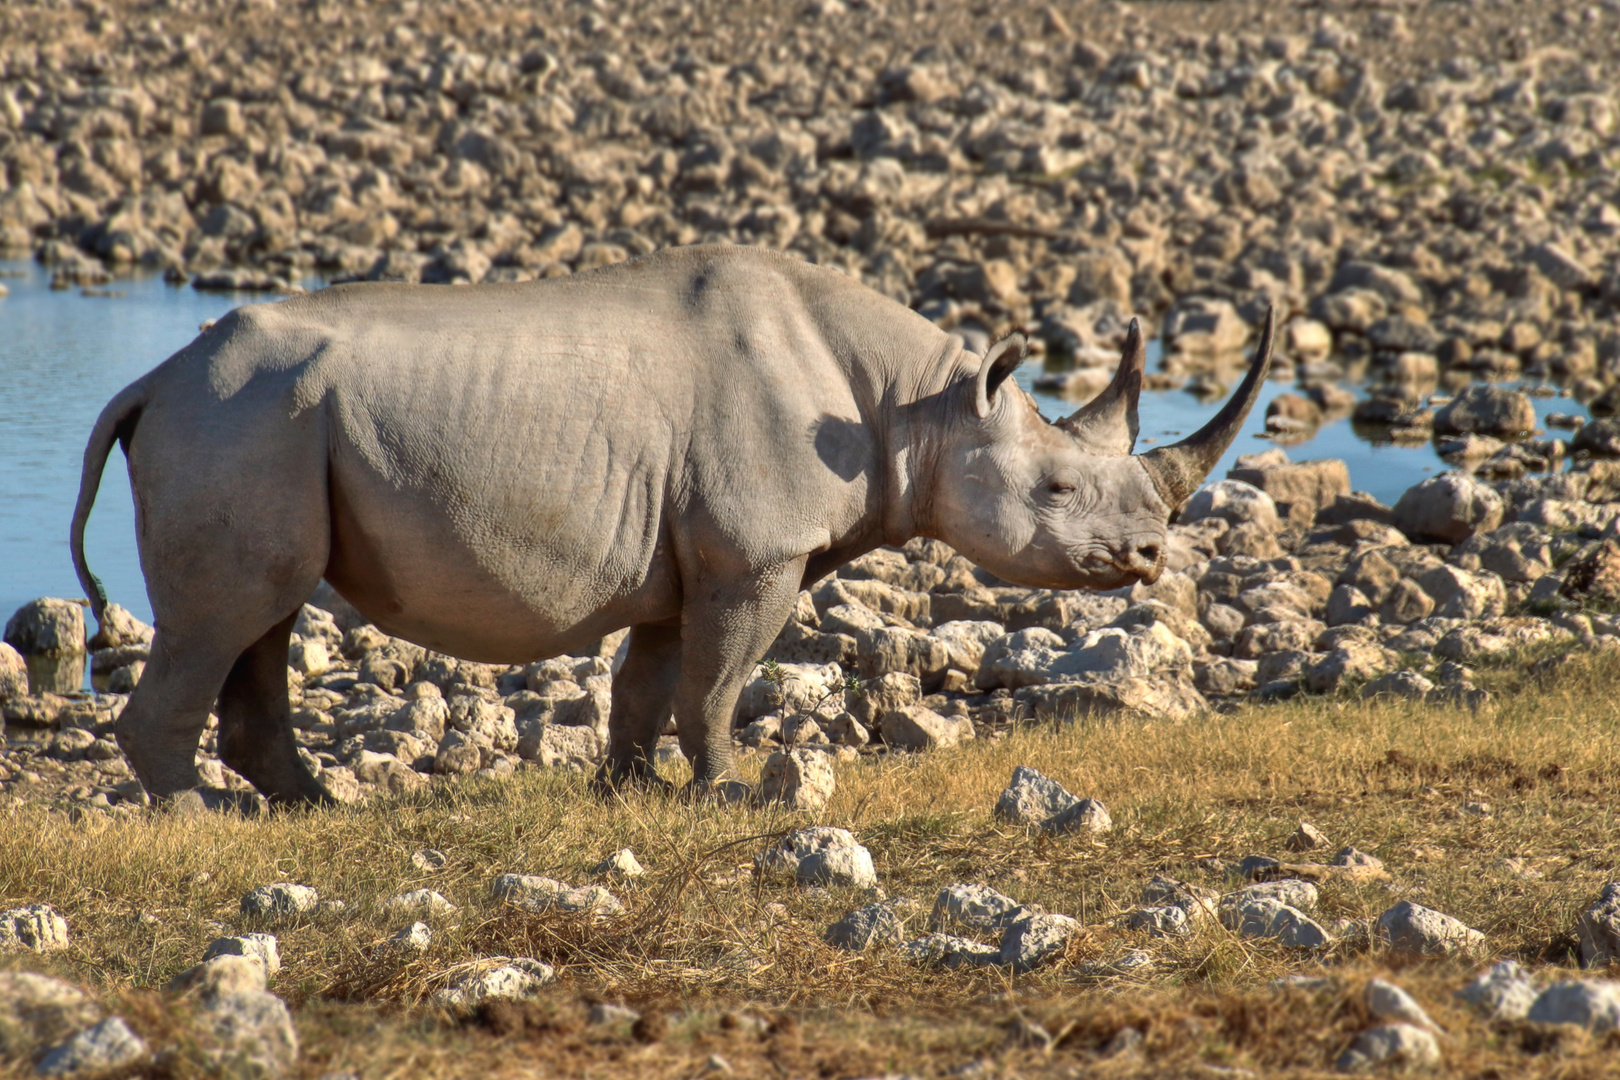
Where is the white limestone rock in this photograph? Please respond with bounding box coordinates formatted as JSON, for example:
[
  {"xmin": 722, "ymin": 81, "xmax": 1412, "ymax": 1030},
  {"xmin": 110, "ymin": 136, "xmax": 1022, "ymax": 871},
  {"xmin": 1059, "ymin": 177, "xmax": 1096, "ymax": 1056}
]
[
  {"xmin": 36, "ymin": 1017, "xmax": 148, "ymax": 1078},
  {"xmin": 0, "ymin": 904, "xmax": 69, "ymax": 953},
  {"xmin": 240, "ymin": 883, "xmax": 319, "ymax": 918}
]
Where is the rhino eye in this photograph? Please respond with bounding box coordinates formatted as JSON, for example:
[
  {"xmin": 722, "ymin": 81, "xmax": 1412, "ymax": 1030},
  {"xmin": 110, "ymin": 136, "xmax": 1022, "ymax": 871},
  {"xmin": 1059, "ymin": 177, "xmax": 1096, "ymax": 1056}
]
[{"xmin": 1045, "ymin": 480, "xmax": 1076, "ymax": 496}]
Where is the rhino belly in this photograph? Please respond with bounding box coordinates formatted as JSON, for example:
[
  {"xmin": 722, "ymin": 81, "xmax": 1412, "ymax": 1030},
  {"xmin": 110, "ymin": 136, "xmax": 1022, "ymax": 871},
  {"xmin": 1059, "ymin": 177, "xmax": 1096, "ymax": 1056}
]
[{"xmin": 321, "ymin": 417, "xmax": 680, "ymax": 665}]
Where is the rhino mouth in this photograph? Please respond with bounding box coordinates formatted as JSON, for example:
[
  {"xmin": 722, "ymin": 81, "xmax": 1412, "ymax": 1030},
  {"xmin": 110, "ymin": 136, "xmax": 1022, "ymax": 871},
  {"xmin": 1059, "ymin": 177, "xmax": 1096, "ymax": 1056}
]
[{"xmin": 1117, "ymin": 555, "xmax": 1164, "ymax": 586}]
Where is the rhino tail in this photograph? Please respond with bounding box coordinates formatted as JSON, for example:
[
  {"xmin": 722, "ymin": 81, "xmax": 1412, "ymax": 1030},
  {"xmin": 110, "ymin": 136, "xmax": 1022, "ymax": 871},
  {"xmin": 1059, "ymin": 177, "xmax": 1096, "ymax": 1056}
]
[{"xmin": 71, "ymin": 381, "xmax": 148, "ymax": 629}]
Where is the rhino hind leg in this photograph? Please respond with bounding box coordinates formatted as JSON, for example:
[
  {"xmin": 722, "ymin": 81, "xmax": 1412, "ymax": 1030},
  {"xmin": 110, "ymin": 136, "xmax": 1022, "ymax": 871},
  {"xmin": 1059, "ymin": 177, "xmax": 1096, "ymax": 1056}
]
[
  {"xmin": 117, "ymin": 406, "xmax": 332, "ymax": 806},
  {"xmin": 115, "ymin": 630, "xmax": 241, "ymax": 800},
  {"xmin": 596, "ymin": 621, "xmax": 682, "ymax": 793},
  {"xmin": 215, "ymin": 609, "xmax": 333, "ymax": 807}
]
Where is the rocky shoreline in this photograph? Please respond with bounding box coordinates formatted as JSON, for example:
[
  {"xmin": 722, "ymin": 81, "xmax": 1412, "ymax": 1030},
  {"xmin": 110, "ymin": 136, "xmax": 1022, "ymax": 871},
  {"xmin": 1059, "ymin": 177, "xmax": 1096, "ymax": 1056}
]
[{"xmin": 4, "ymin": 438, "xmax": 1620, "ymax": 812}]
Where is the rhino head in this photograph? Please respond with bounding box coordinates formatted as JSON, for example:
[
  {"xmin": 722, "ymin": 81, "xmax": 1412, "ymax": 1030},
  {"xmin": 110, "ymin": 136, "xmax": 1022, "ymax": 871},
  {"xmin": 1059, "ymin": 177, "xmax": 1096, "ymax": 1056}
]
[{"xmin": 926, "ymin": 308, "xmax": 1274, "ymax": 590}]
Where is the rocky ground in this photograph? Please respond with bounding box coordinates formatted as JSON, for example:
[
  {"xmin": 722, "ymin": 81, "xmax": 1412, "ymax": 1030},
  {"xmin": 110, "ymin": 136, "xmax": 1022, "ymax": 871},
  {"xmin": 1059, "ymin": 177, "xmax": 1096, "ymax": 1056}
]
[{"xmin": 7, "ymin": 441, "xmax": 1620, "ymax": 814}]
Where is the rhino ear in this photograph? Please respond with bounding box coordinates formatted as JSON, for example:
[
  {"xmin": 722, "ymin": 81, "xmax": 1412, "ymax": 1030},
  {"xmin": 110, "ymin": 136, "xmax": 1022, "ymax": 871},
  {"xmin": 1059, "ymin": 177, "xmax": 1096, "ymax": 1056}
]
[{"xmin": 972, "ymin": 332, "xmax": 1028, "ymax": 419}]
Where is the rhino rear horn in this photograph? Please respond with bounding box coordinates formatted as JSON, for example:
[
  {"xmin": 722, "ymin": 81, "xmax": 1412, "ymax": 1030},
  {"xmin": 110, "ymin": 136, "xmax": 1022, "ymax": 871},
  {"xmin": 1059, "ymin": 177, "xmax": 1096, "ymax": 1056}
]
[
  {"xmin": 1057, "ymin": 317, "xmax": 1145, "ymax": 455},
  {"xmin": 1139, "ymin": 306, "xmax": 1276, "ymax": 508}
]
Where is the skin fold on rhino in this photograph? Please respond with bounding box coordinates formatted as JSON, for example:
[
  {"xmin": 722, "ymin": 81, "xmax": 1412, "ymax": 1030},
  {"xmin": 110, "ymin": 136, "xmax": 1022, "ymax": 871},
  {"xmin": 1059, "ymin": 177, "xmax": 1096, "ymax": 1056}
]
[{"xmin": 69, "ymin": 245, "xmax": 1273, "ymax": 806}]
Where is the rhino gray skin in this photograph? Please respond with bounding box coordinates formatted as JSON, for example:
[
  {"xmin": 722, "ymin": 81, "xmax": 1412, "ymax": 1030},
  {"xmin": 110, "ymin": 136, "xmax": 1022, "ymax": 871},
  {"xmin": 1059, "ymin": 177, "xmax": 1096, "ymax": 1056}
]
[{"xmin": 70, "ymin": 245, "xmax": 1272, "ymax": 805}]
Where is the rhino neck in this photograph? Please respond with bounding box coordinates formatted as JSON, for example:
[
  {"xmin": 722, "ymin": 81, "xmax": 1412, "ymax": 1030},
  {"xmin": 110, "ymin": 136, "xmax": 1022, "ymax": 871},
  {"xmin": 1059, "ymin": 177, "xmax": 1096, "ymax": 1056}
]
[{"xmin": 878, "ymin": 338, "xmax": 967, "ymax": 548}]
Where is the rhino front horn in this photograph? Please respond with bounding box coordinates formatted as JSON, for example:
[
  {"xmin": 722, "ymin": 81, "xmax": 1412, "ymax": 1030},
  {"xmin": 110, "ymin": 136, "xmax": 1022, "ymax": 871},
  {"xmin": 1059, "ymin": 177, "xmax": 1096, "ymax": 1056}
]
[
  {"xmin": 1057, "ymin": 317, "xmax": 1146, "ymax": 455},
  {"xmin": 1139, "ymin": 305, "xmax": 1276, "ymax": 508}
]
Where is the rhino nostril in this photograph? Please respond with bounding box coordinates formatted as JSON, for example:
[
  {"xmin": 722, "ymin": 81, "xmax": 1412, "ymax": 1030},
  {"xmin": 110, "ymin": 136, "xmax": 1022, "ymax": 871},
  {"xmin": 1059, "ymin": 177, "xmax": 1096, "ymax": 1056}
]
[{"xmin": 1137, "ymin": 543, "xmax": 1161, "ymax": 566}]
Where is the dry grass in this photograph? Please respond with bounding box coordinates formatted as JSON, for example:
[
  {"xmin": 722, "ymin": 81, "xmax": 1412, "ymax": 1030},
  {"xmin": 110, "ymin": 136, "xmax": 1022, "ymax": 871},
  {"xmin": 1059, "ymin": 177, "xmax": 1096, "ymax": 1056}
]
[{"xmin": 3, "ymin": 645, "xmax": 1620, "ymax": 1076}]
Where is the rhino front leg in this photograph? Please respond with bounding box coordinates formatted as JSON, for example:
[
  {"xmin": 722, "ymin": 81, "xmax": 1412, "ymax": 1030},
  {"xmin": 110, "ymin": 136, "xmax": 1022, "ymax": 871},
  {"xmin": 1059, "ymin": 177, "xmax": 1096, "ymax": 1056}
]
[
  {"xmin": 597, "ymin": 621, "xmax": 682, "ymax": 791},
  {"xmin": 673, "ymin": 559, "xmax": 806, "ymax": 792}
]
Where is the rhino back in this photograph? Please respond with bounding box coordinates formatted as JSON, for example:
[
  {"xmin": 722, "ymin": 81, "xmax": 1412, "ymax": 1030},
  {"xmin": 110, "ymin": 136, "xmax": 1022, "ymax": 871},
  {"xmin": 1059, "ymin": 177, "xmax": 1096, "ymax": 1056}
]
[{"xmin": 136, "ymin": 247, "xmax": 950, "ymax": 660}]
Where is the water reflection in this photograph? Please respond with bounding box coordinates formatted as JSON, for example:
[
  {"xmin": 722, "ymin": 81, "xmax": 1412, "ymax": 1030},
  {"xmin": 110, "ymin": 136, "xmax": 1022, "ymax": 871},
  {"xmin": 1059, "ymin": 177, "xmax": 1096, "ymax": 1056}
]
[{"xmin": 19, "ymin": 653, "xmax": 85, "ymax": 697}]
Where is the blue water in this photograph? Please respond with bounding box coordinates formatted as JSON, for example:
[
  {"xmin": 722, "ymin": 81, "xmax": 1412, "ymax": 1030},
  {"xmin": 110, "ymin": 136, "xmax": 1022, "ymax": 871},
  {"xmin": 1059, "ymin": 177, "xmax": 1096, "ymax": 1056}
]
[
  {"xmin": 1, "ymin": 261, "xmax": 247, "ymax": 627},
  {"xmin": 0, "ymin": 256, "xmax": 1588, "ymax": 628}
]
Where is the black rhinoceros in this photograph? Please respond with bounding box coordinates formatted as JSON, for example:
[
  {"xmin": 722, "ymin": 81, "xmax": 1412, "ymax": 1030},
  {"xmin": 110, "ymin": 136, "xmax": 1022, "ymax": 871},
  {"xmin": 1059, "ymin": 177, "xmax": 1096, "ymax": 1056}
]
[{"xmin": 70, "ymin": 245, "xmax": 1271, "ymax": 805}]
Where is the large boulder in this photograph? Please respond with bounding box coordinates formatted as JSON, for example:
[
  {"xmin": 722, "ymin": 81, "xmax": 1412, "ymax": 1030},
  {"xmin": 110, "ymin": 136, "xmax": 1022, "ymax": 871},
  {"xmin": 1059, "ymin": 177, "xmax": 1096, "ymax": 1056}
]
[
  {"xmin": 1376, "ymin": 901, "xmax": 1483, "ymax": 957},
  {"xmin": 1041, "ymin": 797, "xmax": 1112, "ymax": 835},
  {"xmin": 1163, "ymin": 296, "xmax": 1248, "ymax": 355},
  {"xmin": 432, "ymin": 963, "xmax": 554, "ymax": 1009},
  {"xmin": 167, "ymin": 955, "xmax": 269, "ymax": 1000},
  {"xmin": 1572, "ymin": 417, "xmax": 1620, "ymax": 458},
  {"xmin": 931, "ymin": 884, "xmax": 1028, "ymax": 930},
  {"xmin": 998, "ymin": 912, "xmax": 1080, "ymax": 972},
  {"xmin": 515, "ymin": 721, "xmax": 601, "ymax": 768},
  {"xmin": 796, "ymin": 844, "xmax": 877, "ymax": 888},
  {"xmin": 1455, "ymin": 522, "xmax": 1553, "ymax": 583},
  {"xmin": 35, "ymin": 1017, "xmax": 149, "ymax": 1077},
  {"xmin": 1417, "ymin": 565, "xmax": 1506, "ymax": 620},
  {"xmin": 490, "ymin": 875, "xmax": 624, "ymax": 916},
  {"xmin": 449, "ymin": 696, "xmax": 519, "ymax": 751},
  {"xmin": 975, "ymin": 628, "xmax": 1064, "ymax": 690},
  {"xmin": 3, "ymin": 599, "xmax": 86, "ymax": 658},
  {"xmin": 898, "ymin": 933, "xmax": 1000, "ymax": 969},
  {"xmin": 879, "ymin": 705, "xmax": 973, "ymax": 751},
  {"xmin": 825, "ymin": 900, "xmax": 909, "ymax": 951},
  {"xmin": 1392, "ymin": 472, "xmax": 1504, "ymax": 544},
  {"xmin": 1433, "ymin": 385, "xmax": 1537, "ymax": 437},
  {"xmin": 1576, "ymin": 882, "xmax": 1620, "ymax": 970},
  {"xmin": 980, "ymin": 622, "xmax": 1191, "ymax": 690},
  {"xmin": 1526, "ymin": 241, "xmax": 1594, "ymax": 290},
  {"xmin": 1327, "ymin": 261, "xmax": 1425, "ymax": 307},
  {"xmin": 1179, "ymin": 480, "xmax": 1279, "ymax": 533},
  {"xmin": 240, "ymin": 884, "xmax": 319, "ymax": 918},
  {"xmin": 1233, "ymin": 619, "xmax": 1326, "ymax": 660},
  {"xmin": 1226, "ymin": 454, "xmax": 1351, "ymax": 526},
  {"xmin": 735, "ymin": 661, "xmax": 844, "ymax": 723},
  {"xmin": 3, "ymin": 599, "xmax": 87, "ymax": 695},
  {"xmin": 993, "ymin": 765, "xmax": 1079, "ymax": 826},
  {"xmin": 1456, "ymin": 960, "xmax": 1538, "ymax": 1022},
  {"xmin": 1335, "ymin": 1024, "xmax": 1441, "ymax": 1073},
  {"xmin": 813, "ymin": 577, "xmax": 929, "ymax": 625},
  {"xmin": 1219, "ymin": 897, "xmax": 1330, "ymax": 948},
  {"xmin": 851, "ymin": 626, "xmax": 950, "ymax": 691},
  {"xmin": 758, "ymin": 748, "xmax": 837, "ymax": 810},
  {"xmin": 929, "ymin": 621, "xmax": 1006, "ymax": 675},
  {"xmin": 1305, "ymin": 644, "xmax": 1396, "ymax": 694},
  {"xmin": 1526, "ymin": 981, "xmax": 1620, "ymax": 1032},
  {"xmin": 0, "ymin": 643, "xmax": 26, "ymax": 700},
  {"xmin": 845, "ymin": 670, "xmax": 920, "ymax": 727},
  {"xmin": 87, "ymin": 603, "xmax": 153, "ymax": 649},
  {"xmin": 1561, "ymin": 541, "xmax": 1620, "ymax": 606},
  {"xmin": 0, "ymin": 904, "xmax": 70, "ymax": 953},
  {"xmin": 202, "ymin": 933, "xmax": 282, "ymax": 978},
  {"xmin": 0, "ymin": 972, "xmax": 102, "ymax": 1059},
  {"xmin": 755, "ymin": 827, "xmax": 862, "ymax": 874}
]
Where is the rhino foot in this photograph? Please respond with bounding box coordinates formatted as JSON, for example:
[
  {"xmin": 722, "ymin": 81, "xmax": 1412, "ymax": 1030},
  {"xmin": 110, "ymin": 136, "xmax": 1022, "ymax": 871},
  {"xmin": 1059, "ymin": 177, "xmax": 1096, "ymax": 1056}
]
[
  {"xmin": 591, "ymin": 763, "xmax": 676, "ymax": 800},
  {"xmin": 157, "ymin": 787, "xmax": 268, "ymax": 817},
  {"xmin": 681, "ymin": 778, "xmax": 754, "ymax": 807},
  {"xmin": 263, "ymin": 771, "xmax": 341, "ymax": 811}
]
